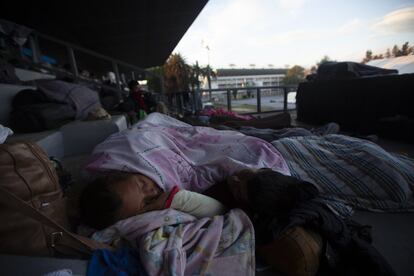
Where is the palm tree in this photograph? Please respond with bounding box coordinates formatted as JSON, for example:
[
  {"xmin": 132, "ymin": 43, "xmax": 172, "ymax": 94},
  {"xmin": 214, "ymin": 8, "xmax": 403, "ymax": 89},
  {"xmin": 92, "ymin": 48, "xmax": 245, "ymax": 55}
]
[
  {"xmin": 164, "ymin": 53, "xmax": 190, "ymax": 94},
  {"xmin": 188, "ymin": 61, "xmax": 202, "ymax": 92},
  {"xmin": 199, "ymin": 65, "xmax": 216, "ymax": 90}
]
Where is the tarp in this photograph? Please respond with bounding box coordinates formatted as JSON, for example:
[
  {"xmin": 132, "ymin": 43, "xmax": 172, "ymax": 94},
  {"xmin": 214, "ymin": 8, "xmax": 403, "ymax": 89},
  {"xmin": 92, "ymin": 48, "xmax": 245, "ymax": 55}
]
[{"xmin": 367, "ymin": 55, "xmax": 414, "ymax": 75}]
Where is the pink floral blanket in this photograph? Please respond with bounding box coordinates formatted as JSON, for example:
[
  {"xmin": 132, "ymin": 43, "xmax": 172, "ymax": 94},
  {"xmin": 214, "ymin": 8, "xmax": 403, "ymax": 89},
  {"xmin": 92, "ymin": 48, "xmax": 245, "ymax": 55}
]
[
  {"xmin": 86, "ymin": 112, "xmax": 289, "ymax": 192},
  {"xmin": 92, "ymin": 208, "xmax": 255, "ymax": 275}
]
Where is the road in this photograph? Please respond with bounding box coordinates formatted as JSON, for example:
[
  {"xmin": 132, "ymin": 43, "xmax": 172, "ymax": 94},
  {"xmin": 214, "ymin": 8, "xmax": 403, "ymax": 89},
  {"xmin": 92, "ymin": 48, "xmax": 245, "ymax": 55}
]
[{"xmin": 203, "ymin": 95, "xmax": 296, "ymax": 112}]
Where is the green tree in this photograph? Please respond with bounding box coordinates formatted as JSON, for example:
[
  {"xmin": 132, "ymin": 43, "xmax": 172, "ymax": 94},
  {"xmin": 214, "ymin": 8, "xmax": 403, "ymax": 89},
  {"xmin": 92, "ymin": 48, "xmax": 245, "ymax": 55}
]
[
  {"xmin": 392, "ymin": 45, "xmax": 401, "ymax": 57},
  {"xmin": 316, "ymin": 55, "xmax": 332, "ymax": 67},
  {"xmin": 385, "ymin": 48, "xmax": 391, "ymax": 58},
  {"xmin": 282, "ymin": 65, "xmax": 305, "ymax": 85},
  {"xmin": 164, "ymin": 53, "xmax": 190, "ymax": 94},
  {"xmin": 372, "ymin": 54, "xmax": 384, "ymax": 60},
  {"xmin": 401, "ymin": 42, "xmax": 410, "ymax": 56},
  {"xmin": 187, "ymin": 63, "xmax": 216, "ymax": 91},
  {"xmin": 188, "ymin": 61, "xmax": 201, "ymax": 92},
  {"xmin": 199, "ymin": 65, "xmax": 215, "ymax": 91},
  {"xmin": 362, "ymin": 50, "xmax": 373, "ymax": 63}
]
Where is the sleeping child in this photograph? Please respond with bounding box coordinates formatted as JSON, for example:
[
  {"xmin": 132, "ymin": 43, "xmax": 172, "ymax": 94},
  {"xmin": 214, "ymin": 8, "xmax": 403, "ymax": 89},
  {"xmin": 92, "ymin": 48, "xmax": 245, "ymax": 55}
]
[
  {"xmin": 79, "ymin": 169, "xmax": 317, "ymax": 230},
  {"xmin": 80, "ymin": 171, "xmax": 228, "ymax": 230}
]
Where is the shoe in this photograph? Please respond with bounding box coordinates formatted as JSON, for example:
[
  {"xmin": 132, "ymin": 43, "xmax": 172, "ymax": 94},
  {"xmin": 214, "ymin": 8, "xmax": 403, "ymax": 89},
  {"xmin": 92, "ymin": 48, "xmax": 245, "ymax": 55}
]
[{"xmin": 365, "ymin": 134, "xmax": 378, "ymax": 143}]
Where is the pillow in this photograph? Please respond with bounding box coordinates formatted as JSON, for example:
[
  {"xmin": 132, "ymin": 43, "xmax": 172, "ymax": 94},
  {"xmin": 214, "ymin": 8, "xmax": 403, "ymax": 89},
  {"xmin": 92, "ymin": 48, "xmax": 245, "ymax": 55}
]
[{"xmin": 256, "ymin": 226, "xmax": 323, "ymax": 276}]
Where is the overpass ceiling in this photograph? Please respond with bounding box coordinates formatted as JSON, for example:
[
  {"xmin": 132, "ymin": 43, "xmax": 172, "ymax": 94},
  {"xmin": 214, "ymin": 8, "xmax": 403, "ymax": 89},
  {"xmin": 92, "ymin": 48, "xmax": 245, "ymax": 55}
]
[{"xmin": 1, "ymin": 0, "xmax": 208, "ymax": 68}]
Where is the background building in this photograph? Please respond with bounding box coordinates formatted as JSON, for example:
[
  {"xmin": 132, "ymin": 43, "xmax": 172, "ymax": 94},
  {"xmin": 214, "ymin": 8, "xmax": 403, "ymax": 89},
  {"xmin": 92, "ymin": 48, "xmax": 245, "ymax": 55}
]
[{"xmin": 204, "ymin": 68, "xmax": 287, "ymax": 97}]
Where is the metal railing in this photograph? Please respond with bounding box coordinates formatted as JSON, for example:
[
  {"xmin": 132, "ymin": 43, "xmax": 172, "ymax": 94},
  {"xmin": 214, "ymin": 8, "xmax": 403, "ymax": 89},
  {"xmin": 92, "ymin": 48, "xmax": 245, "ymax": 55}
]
[
  {"xmin": 20, "ymin": 32, "xmax": 164, "ymax": 93},
  {"xmin": 10, "ymin": 31, "xmax": 296, "ymax": 117},
  {"xmin": 166, "ymin": 85, "xmax": 297, "ymax": 115}
]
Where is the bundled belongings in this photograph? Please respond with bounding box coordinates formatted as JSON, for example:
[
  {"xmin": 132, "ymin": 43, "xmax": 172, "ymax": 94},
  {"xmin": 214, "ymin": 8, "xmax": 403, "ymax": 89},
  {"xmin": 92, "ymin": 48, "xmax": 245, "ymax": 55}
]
[
  {"xmin": 10, "ymin": 80, "xmax": 102, "ymax": 132},
  {"xmin": 36, "ymin": 80, "xmax": 101, "ymax": 120},
  {"xmin": 297, "ymin": 67, "xmax": 414, "ymax": 136},
  {"xmin": 0, "ymin": 18, "xmax": 32, "ymax": 47},
  {"xmin": 307, "ymin": 61, "xmax": 398, "ymax": 82}
]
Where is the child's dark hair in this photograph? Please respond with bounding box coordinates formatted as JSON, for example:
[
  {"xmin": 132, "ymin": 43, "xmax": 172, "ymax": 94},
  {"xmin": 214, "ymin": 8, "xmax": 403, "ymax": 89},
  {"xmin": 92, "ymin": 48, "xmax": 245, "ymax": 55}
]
[
  {"xmin": 79, "ymin": 172, "xmax": 131, "ymax": 230},
  {"xmin": 247, "ymin": 169, "xmax": 318, "ymax": 217}
]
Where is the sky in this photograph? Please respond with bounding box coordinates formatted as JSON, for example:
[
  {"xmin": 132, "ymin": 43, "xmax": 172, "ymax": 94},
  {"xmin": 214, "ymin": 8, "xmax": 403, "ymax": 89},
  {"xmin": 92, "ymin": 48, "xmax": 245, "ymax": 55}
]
[{"xmin": 173, "ymin": 0, "xmax": 414, "ymax": 69}]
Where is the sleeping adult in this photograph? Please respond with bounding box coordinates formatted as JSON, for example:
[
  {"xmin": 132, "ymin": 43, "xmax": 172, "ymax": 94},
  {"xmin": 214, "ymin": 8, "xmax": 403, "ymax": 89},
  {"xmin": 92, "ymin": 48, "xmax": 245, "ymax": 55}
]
[{"xmin": 208, "ymin": 168, "xmax": 396, "ymax": 276}]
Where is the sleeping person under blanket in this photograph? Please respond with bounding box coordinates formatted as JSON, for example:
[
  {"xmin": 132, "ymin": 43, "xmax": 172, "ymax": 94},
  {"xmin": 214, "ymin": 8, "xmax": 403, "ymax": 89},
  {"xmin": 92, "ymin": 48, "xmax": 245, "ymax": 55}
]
[{"xmin": 80, "ymin": 168, "xmax": 396, "ymax": 276}]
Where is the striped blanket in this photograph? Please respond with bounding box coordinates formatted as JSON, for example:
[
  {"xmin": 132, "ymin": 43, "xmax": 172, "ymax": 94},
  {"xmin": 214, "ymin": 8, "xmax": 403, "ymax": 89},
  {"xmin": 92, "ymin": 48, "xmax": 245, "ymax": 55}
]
[{"xmin": 271, "ymin": 134, "xmax": 414, "ymax": 213}]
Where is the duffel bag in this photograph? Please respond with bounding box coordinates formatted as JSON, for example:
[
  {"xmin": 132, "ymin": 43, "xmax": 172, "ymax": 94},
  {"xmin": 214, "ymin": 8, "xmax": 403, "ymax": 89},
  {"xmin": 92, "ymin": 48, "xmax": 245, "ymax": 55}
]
[{"xmin": 10, "ymin": 102, "xmax": 76, "ymax": 133}]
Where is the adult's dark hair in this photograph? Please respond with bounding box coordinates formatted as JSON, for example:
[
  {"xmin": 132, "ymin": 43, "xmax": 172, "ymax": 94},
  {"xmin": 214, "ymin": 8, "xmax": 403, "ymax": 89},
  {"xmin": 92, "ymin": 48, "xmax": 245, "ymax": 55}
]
[
  {"xmin": 247, "ymin": 170, "xmax": 318, "ymax": 217},
  {"xmin": 128, "ymin": 80, "xmax": 140, "ymax": 89},
  {"xmin": 79, "ymin": 172, "xmax": 131, "ymax": 230}
]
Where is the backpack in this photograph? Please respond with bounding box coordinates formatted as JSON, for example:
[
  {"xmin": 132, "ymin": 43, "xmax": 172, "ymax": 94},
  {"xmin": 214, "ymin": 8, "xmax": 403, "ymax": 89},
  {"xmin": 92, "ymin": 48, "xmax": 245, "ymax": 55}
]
[{"xmin": 0, "ymin": 142, "xmax": 112, "ymax": 258}]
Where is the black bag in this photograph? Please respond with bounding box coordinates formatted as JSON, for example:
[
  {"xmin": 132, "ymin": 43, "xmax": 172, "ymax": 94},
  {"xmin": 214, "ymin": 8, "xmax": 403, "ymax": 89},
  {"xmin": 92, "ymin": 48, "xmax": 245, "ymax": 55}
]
[
  {"xmin": 10, "ymin": 103, "xmax": 76, "ymax": 133},
  {"xmin": 100, "ymin": 87, "xmax": 123, "ymax": 111},
  {"xmin": 0, "ymin": 60, "xmax": 20, "ymax": 84},
  {"xmin": 11, "ymin": 89, "xmax": 48, "ymax": 108}
]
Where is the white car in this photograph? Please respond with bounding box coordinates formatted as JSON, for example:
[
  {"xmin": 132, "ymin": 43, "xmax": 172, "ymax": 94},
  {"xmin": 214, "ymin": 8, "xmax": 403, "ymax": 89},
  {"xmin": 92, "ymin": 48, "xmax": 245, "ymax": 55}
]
[{"xmin": 287, "ymin": 91, "xmax": 296, "ymax": 103}]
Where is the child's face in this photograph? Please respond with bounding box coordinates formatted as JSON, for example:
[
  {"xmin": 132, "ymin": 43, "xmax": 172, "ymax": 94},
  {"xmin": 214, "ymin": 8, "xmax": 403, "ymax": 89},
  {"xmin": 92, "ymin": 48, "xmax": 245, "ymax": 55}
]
[{"xmin": 112, "ymin": 174, "xmax": 163, "ymax": 219}]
